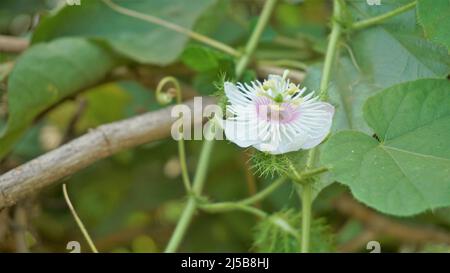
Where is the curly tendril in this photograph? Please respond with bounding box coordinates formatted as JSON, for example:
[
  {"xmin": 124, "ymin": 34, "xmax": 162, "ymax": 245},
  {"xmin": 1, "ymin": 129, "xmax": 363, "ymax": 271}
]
[
  {"xmin": 156, "ymin": 76, "xmax": 182, "ymax": 105},
  {"xmin": 155, "ymin": 76, "xmax": 192, "ymax": 193}
]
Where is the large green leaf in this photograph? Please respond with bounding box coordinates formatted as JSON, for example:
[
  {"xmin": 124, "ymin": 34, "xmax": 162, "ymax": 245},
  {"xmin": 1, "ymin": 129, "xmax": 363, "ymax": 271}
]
[
  {"xmin": 194, "ymin": 0, "xmax": 246, "ymax": 45},
  {"xmin": 304, "ymin": 1, "xmax": 450, "ymax": 133},
  {"xmin": 300, "ymin": 0, "xmax": 450, "ymax": 199},
  {"xmin": 181, "ymin": 44, "xmax": 235, "ymax": 95},
  {"xmin": 304, "ymin": 59, "xmax": 378, "ymax": 134},
  {"xmin": 33, "ymin": 0, "xmax": 217, "ymax": 65},
  {"xmin": 417, "ymin": 0, "xmax": 450, "ymax": 51},
  {"xmin": 0, "ymin": 0, "xmax": 48, "ymax": 13},
  {"xmin": 348, "ymin": 0, "xmax": 449, "ymax": 87},
  {"xmin": 181, "ymin": 44, "xmax": 233, "ymax": 72},
  {"xmin": 322, "ymin": 79, "xmax": 450, "ymax": 216},
  {"xmin": 0, "ymin": 38, "xmax": 118, "ymax": 158}
]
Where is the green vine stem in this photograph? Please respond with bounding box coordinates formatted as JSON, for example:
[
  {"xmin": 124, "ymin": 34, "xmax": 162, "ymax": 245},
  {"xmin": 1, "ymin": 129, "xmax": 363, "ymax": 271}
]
[
  {"xmin": 235, "ymin": 0, "xmax": 278, "ymax": 77},
  {"xmin": 293, "ymin": 167, "xmax": 328, "ymax": 184},
  {"xmin": 102, "ymin": 0, "xmax": 240, "ymax": 57},
  {"xmin": 156, "ymin": 77, "xmax": 192, "ymax": 193},
  {"xmin": 201, "ymin": 202, "xmax": 268, "ymax": 218},
  {"xmin": 200, "ymin": 166, "xmax": 327, "ymax": 213},
  {"xmin": 237, "ymin": 176, "xmax": 286, "ymax": 206},
  {"xmin": 351, "ymin": 1, "xmax": 416, "ymax": 30},
  {"xmin": 287, "ymin": 159, "xmax": 303, "ymax": 181},
  {"xmin": 165, "ymin": 127, "xmax": 215, "ymax": 253},
  {"xmin": 200, "ymin": 200, "xmax": 300, "ymax": 239},
  {"xmin": 200, "ymin": 177, "xmax": 286, "ymax": 211},
  {"xmin": 318, "ymin": 1, "xmax": 343, "ymax": 100},
  {"xmin": 164, "ymin": 0, "xmax": 278, "ymax": 253},
  {"xmin": 301, "ymin": 0, "xmax": 344, "ymax": 253},
  {"xmin": 300, "ymin": 182, "xmax": 312, "ymax": 253},
  {"xmin": 62, "ymin": 184, "xmax": 98, "ymax": 253}
]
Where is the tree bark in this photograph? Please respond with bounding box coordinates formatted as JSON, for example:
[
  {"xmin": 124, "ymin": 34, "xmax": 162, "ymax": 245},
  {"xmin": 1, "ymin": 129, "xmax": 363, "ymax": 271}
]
[{"xmin": 0, "ymin": 97, "xmax": 215, "ymax": 209}]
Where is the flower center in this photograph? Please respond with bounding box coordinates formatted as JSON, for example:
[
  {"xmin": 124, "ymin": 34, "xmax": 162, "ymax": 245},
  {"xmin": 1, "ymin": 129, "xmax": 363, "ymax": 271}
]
[
  {"xmin": 255, "ymin": 96, "xmax": 299, "ymax": 124},
  {"xmin": 273, "ymin": 94, "xmax": 284, "ymax": 103}
]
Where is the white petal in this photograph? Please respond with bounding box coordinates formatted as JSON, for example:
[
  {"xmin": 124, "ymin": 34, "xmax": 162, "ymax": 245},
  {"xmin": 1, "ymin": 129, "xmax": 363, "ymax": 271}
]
[
  {"xmin": 255, "ymin": 123, "xmax": 308, "ymax": 154},
  {"xmin": 224, "ymin": 82, "xmax": 252, "ymax": 107},
  {"xmin": 296, "ymin": 102, "xmax": 335, "ymax": 149},
  {"xmin": 259, "ymin": 101, "xmax": 334, "ymax": 154},
  {"xmin": 227, "ymin": 105, "xmax": 256, "ymax": 118},
  {"xmin": 253, "ymin": 122, "xmax": 280, "ymax": 153},
  {"xmin": 224, "ymin": 119, "xmax": 260, "ymax": 148}
]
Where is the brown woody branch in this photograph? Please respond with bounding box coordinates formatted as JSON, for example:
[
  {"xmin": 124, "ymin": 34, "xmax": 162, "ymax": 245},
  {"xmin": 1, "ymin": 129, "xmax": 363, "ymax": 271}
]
[
  {"xmin": 0, "ymin": 97, "xmax": 215, "ymax": 209},
  {"xmin": 335, "ymin": 195, "xmax": 450, "ymax": 247},
  {"xmin": 256, "ymin": 65, "xmax": 305, "ymax": 83},
  {"xmin": 0, "ymin": 35, "xmax": 29, "ymax": 53}
]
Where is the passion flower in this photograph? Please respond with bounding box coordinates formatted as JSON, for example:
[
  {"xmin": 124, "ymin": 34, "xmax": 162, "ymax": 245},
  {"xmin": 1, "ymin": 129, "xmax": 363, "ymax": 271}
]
[{"xmin": 224, "ymin": 71, "xmax": 334, "ymax": 154}]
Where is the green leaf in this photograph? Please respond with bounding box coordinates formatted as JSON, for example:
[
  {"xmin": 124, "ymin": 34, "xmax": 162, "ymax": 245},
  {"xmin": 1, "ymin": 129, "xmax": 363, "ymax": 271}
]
[
  {"xmin": 181, "ymin": 44, "xmax": 233, "ymax": 72},
  {"xmin": 296, "ymin": 145, "xmax": 335, "ymax": 201},
  {"xmin": 0, "ymin": 38, "xmax": 118, "ymax": 158},
  {"xmin": 33, "ymin": 0, "xmax": 217, "ymax": 65},
  {"xmin": 253, "ymin": 210, "xmax": 335, "ymax": 253},
  {"xmin": 322, "ymin": 79, "xmax": 450, "ymax": 216},
  {"xmin": 193, "ymin": 0, "xmax": 246, "ymax": 45},
  {"xmin": 0, "ymin": 0, "xmax": 51, "ymax": 33},
  {"xmin": 183, "ymin": 44, "xmax": 235, "ymax": 95},
  {"xmin": 304, "ymin": 1, "xmax": 450, "ymax": 133},
  {"xmin": 417, "ymin": 0, "xmax": 450, "ymax": 51},
  {"xmin": 348, "ymin": 0, "xmax": 449, "ymax": 87},
  {"xmin": 0, "ymin": 0, "xmax": 49, "ymax": 13},
  {"xmin": 304, "ymin": 59, "xmax": 378, "ymax": 134}
]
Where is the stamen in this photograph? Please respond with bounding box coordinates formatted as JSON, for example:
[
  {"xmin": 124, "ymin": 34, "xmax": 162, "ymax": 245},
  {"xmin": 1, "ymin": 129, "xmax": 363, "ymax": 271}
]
[{"xmin": 282, "ymin": 69, "xmax": 290, "ymax": 82}]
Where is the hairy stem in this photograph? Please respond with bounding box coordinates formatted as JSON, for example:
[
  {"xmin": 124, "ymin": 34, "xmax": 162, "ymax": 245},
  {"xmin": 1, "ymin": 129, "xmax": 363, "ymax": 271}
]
[
  {"xmin": 102, "ymin": 0, "xmax": 240, "ymax": 57},
  {"xmin": 62, "ymin": 184, "xmax": 98, "ymax": 253},
  {"xmin": 235, "ymin": 0, "xmax": 278, "ymax": 77},
  {"xmin": 351, "ymin": 1, "xmax": 416, "ymax": 30}
]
